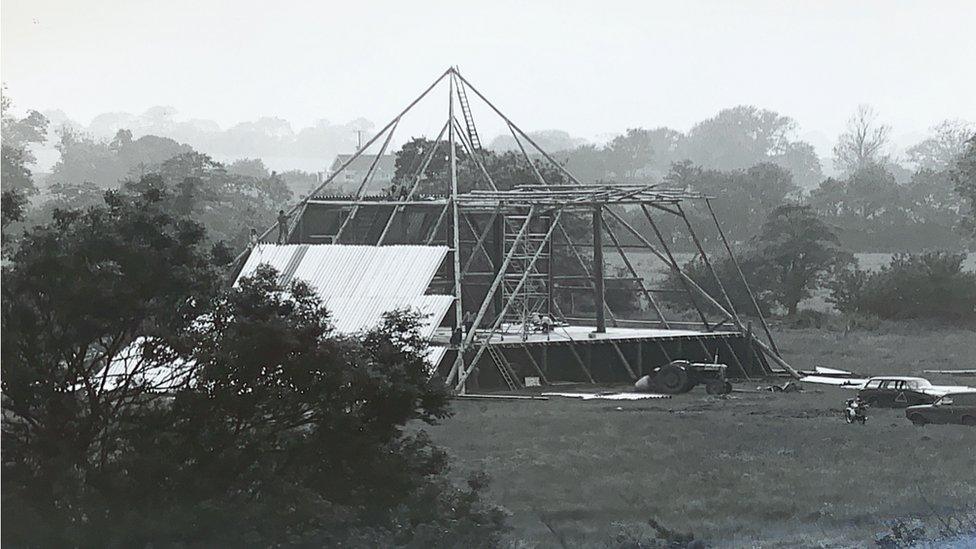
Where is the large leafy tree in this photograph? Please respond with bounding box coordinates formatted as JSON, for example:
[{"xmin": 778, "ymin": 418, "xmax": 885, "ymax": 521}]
[
  {"xmin": 752, "ymin": 204, "xmax": 851, "ymax": 316},
  {"xmin": 50, "ymin": 127, "xmax": 192, "ymax": 190},
  {"xmin": 950, "ymin": 134, "xmax": 976, "ymax": 237},
  {"xmin": 906, "ymin": 119, "xmax": 973, "ymax": 172},
  {"xmin": 1, "ymin": 90, "xmax": 48, "ymax": 233},
  {"xmin": 2, "ymin": 192, "xmax": 506, "ymax": 546},
  {"xmin": 661, "ymin": 161, "xmax": 799, "ymax": 245},
  {"xmin": 123, "ymin": 151, "xmax": 292, "ymax": 249},
  {"xmin": 1, "ymin": 188, "xmax": 225, "ymax": 545},
  {"xmin": 680, "ymin": 105, "xmax": 823, "ymax": 189}
]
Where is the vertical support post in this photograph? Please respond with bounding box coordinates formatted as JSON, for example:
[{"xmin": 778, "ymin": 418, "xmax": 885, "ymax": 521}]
[
  {"xmin": 448, "ymin": 74, "xmax": 466, "ymax": 393},
  {"xmin": 636, "ymin": 341, "xmax": 643, "ymax": 376},
  {"xmin": 492, "ymin": 212, "xmax": 505, "ymax": 318},
  {"xmin": 546, "ymin": 213, "xmax": 554, "ymax": 319},
  {"xmin": 593, "ymin": 206, "xmax": 606, "ymax": 333}
]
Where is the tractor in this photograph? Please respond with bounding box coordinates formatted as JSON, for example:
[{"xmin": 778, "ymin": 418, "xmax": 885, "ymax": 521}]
[{"xmin": 635, "ymin": 359, "xmax": 733, "ymax": 395}]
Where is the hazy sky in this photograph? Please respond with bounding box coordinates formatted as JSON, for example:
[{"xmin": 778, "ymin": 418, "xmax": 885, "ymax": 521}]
[{"xmin": 3, "ymin": 0, "xmax": 975, "ymax": 155}]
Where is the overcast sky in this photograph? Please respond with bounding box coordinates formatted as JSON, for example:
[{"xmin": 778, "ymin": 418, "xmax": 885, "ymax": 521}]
[{"xmin": 3, "ymin": 0, "xmax": 975, "ymax": 155}]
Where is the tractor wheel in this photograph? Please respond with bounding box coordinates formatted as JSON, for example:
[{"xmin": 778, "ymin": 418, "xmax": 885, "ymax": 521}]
[
  {"xmin": 655, "ymin": 363, "xmax": 691, "ymax": 394},
  {"xmin": 706, "ymin": 381, "xmax": 731, "ymax": 395}
]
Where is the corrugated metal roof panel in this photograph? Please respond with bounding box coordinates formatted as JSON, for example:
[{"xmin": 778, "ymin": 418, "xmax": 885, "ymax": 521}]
[{"xmin": 237, "ymin": 244, "xmax": 452, "ymax": 339}]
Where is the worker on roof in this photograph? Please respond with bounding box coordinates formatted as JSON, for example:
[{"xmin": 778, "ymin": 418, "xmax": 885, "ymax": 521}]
[
  {"xmin": 249, "ymin": 228, "xmax": 259, "ymax": 248},
  {"xmin": 276, "ymin": 210, "xmax": 289, "ymax": 244}
]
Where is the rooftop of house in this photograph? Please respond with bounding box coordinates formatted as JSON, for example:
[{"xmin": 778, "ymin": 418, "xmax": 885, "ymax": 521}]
[{"xmin": 328, "ymin": 154, "xmax": 397, "ymax": 174}]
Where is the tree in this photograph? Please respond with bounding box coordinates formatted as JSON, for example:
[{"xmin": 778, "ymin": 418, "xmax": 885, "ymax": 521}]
[
  {"xmin": 808, "ymin": 164, "xmax": 912, "ymax": 250},
  {"xmin": 50, "ymin": 127, "xmax": 192, "ymax": 190},
  {"xmin": 752, "ymin": 204, "xmax": 851, "ymax": 316},
  {"xmin": 662, "ymin": 161, "xmax": 799, "ymax": 246},
  {"xmin": 605, "ymin": 128, "xmax": 655, "ymax": 180},
  {"xmin": 2, "ymin": 188, "xmax": 225, "ymax": 545},
  {"xmin": 950, "ymin": 135, "xmax": 976, "ymax": 237},
  {"xmin": 123, "ymin": 152, "xmax": 292, "ymax": 249},
  {"xmin": 680, "ymin": 105, "xmax": 823, "ymax": 189},
  {"xmin": 833, "ymin": 104, "xmax": 891, "ymax": 174},
  {"xmin": 906, "ymin": 119, "xmax": 974, "ymax": 171},
  {"xmin": 2, "ymin": 194, "xmax": 506, "ymax": 546},
  {"xmin": 227, "ymin": 157, "xmax": 271, "ymax": 178},
  {"xmin": 1, "ymin": 89, "xmax": 48, "ymax": 234}
]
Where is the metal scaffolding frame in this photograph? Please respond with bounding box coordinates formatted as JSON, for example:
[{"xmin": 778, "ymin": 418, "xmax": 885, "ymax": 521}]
[{"xmin": 245, "ymin": 67, "xmax": 799, "ymax": 394}]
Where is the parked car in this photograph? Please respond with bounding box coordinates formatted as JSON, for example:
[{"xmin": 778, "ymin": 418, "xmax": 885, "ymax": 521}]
[
  {"xmin": 857, "ymin": 376, "xmax": 938, "ymax": 408},
  {"xmin": 905, "ymin": 392, "xmax": 976, "ymax": 426}
]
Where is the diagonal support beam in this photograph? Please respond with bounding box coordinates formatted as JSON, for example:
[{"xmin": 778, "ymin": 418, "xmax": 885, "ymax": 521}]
[
  {"xmin": 334, "ymin": 119, "xmax": 400, "ymax": 242},
  {"xmin": 377, "ymin": 119, "xmax": 450, "ymax": 245},
  {"xmin": 602, "ymin": 213, "xmax": 670, "ymax": 328},
  {"xmin": 456, "ymin": 208, "xmax": 562, "ymax": 391},
  {"xmin": 604, "ymin": 206, "xmax": 801, "ymax": 379},
  {"xmin": 446, "ymin": 206, "xmax": 537, "ymax": 385}
]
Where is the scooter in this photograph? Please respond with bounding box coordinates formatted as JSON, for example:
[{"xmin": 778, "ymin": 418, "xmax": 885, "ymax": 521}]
[{"xmin": 845, "ymin": 398, "xmax": 868, "ymax": 424}]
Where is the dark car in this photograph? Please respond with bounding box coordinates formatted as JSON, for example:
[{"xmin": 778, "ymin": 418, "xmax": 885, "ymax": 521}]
[
  {"xmin": 906, "ymin": 392, "xmax": 976, "ymax": 426},
  {"xmin": 858, "ymin": 377, "xmax": 938, "ymax": 408}
]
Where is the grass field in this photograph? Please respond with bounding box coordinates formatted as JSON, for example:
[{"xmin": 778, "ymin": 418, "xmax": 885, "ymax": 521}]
[{"xmin": 424, "ymin": 324, "xmax": 976, "ymax": 547}]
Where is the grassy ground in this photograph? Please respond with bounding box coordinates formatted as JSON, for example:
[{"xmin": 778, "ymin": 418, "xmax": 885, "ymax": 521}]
[{"xmin": 424, "ymin": 324, "xmax": 976, "ymax": 547}]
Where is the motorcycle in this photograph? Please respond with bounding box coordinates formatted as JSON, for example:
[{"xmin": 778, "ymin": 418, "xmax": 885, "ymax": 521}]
[{"xmin": 845, "ymin": 398, "xmax": 868, "ymax": 424}]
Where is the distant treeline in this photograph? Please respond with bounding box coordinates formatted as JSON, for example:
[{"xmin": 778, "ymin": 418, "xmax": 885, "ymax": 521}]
[{"xmin": 3, "ymin": 91, "xmax": 974, "ymax": 253}]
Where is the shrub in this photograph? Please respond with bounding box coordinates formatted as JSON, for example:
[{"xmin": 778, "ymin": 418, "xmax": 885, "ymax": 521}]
[{"xmin": 855, "ymin": 252, "xmax": 976, "ymax": 321}]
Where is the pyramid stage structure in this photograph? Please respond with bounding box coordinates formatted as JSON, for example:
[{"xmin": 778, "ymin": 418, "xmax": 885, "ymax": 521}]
[{"xmin": 241, "ymin": 67, "xmax": 799, "ymax": 393}]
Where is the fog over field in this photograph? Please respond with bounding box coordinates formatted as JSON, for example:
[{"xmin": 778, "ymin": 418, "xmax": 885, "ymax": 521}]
[{"xmin": 3, "ymin": 1, "xmax": 975, "ymax": 175}]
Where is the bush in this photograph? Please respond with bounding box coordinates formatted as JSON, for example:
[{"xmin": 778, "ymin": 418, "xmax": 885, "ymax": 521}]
[
  {"xmin": 853, "ymin": 252, "xmax": 976, "ymax": 321},
  {"xmin": 2, "ymin": 191, "xmax": 508, "ymax": 547}
]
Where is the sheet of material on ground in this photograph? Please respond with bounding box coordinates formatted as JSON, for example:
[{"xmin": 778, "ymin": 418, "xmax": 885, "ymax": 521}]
[{"xmin": 541, "ymin": 392, "xmax": 672, "ymax": 400}]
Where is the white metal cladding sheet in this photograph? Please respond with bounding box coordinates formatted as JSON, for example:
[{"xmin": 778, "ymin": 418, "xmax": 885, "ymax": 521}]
[
  {"xmin": 291, "ymin": 245, "xmax": 448, "ymax": 299},
  {"xmin": 236, "ymin": 244, "xmax": 452, "ymax": 338},
  {"xmin": 238, "ymin": 244, "xmax": 297, "ymax": 277}
]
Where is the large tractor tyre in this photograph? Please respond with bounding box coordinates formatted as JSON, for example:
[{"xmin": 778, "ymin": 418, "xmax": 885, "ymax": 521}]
[
  {"xmin": 706, "ymin": 381, "xmax": 733, "ymax": 395},
  {"xmin": 655, "ymin": 363, "xmax": 691, "ymax": 394}
]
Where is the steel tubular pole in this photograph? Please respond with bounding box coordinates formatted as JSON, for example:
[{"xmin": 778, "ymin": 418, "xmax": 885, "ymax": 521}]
[
  {"xmin": 461, "ymin": 207, "xmax": 502, "ymax": 276},
  {"xmin": 446, "ymin": 206, "xmax": 536, "ymax": 385},
  {"xmin": 456, "ymin": 209, "xmax": 563, "ymax": 390},
  {"xmin": 376, "ymin": 120, "xmax": 450, "ymax": 245},
  {"xmin": 555, "ymin": 222, "xmax": 620, "ymax": 326},
  {"xmin": 452, "ymin": 117, "xmax": 499, "ymax": 191},
  {"xmin": 334, "ymin": 119, "xmax": 400, "ymax": 242},
  {"xmin": 676, "ymin": 204, "xmax": 742, "ymax": 328},
  {"xmin": 255, "ymin": 69, "xmax": 451, "ymax": 244},
  {"xmin": 448, "ymin": 76, "xmax": 467, "ymax": 392},
  {"xmin": 593, "ymin": 206, "xmax": 606, "ymax": 333},
  {"xmin": 704, "ymin": 198, "xmax": 781, "ymax": 357},
  {"xmin": 601, "ymin": 215, "xmax": 670, "ymax": 328},
  {"xmin": 425, "ymin": 204, "xmax": 451, "ymax": 245},
  {"xmin": 605, "ymin": 207, "xmax": 801, "ymax": 379},
  {"xmin": 455, "ymin": 72, "xmax": 584, "ymax": 187},
  {"xmin": 638, "ymin": 205, "xmax": 711, "ymax": 329}
]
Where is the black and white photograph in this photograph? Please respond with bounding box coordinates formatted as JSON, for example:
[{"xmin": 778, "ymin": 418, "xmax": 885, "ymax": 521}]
[{"xmin": 2, "ymin": 1, "xmax": 975, "ymax": 546}]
